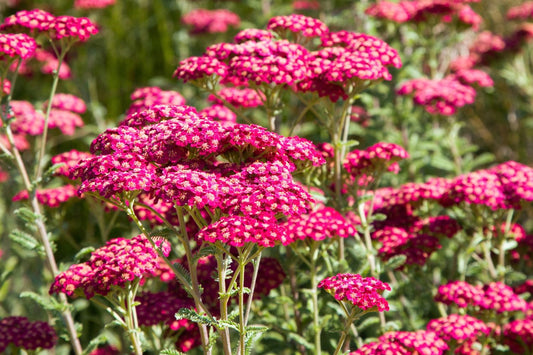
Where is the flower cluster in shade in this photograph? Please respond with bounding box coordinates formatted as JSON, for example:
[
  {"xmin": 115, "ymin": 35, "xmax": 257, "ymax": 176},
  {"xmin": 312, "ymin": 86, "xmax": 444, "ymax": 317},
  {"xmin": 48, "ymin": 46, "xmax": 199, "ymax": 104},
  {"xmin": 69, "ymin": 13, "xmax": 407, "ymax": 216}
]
[
  {"xmin": 0, "ymin": 316, "xmax": 57, "ymax": 352},
  {"xmin": 504, "ymin": 318, "xmax": 533, "ymax": 353},
  {"xmin": 365, "ymin": 0, "xmax": 482, "ymax": 30},
  {"xmin": 435, "ymin": 280, "xmax": 528, "ymax": 313},
  {"xmin": 318, "ymin": 273, "xmax": 391, "ymax": 312},
  {"xmin": 1, "ymin": 9, "xmax": 99, "ymax": 42},
  {"xmin": 349, "ymin": 330, "xmax": 448, "ymax": 355},
  {"xmin": 88, "ymin": 345, "xmax": 121, "ymax": 355},
  {"xmin": 12, "ymin": 185, "xmax": 78, "ymax": 208},
  {"xmin": 344, "ymin": 142, "xmax": 409, "ymax": 185},
  {"xmin": 2, "ymin": 95, "xmax": 85, "ymax": 137},
  {"xmin": 281, "ymin": 205, "xmax": 356, "ymax": 245},
  {"xmin": 182, "ymin": 9, "xmax": 240, "ymax": 34},
  {"xmin": 69, "ymin": 104, "xmax": 324, "ymax": 246},
  {"xmin": 174, "ymin": 14, "xmax": 401, "ymax": 102},
  {"xmin": 292, "ymin": 0, "xmax": 320, "ymax": 10},
  {"xmin": 397, "ymin": 68, "xmax": 493, "ymax": 115},
  {"xmin": 127, "ymin": 86, "xmax": 186, "ymax": 116},
  {"xmin": 11, "ymin": 48, "xmax": 72, "ymax": 79},
  {"xmin": 50, "ymin": 235, "xmax": 171, "ymax": 298}
]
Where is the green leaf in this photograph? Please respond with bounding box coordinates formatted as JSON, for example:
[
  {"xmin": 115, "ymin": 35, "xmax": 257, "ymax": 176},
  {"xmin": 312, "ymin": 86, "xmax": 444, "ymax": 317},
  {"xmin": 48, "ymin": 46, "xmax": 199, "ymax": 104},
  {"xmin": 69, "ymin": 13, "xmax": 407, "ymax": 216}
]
[
  {"xmin": 175, "ymin": 308, "xmax": 216, "ymax": 327},
  {"xmin": 14, "ymin": 207, "xmax": 42, "ymax": 224},
  {"xmin": 245, "ymin": 325, "xmax": 269, "ymax": 355},
  {"xmin": 82, "ymin": 334, "xmax": 108, "ymax": 355},
  {"xmin": 172, "ymin": 262, "xmax": 192, "ymax": 289},
  {"xmin": 43, "ymin": 163, "xmax": 65, "ymax": 182},
  {"xmin": 74, "ymin": 247, "xmax": 95, "ymax": 263},
  {"xmin": 160, "ymin": 349, "xmax": 185, "ymax": 355},
  {"xmin": 371, "ymin": 213, "xmax": 387, "ymax": 222},
  {"xmin": 192, "ymin": 245, "xmax": 218, "ymax": 265},
  {"xmin": 356, "ymin": 316, "xmax": 380, "ymax": 332},
  {"xmin": 286, "ymin": 332, "xmax": 314, "ymax": 350},
  {"xmin": 385, "ymin": 255, "xmax": 407, "ymax": 270},
  {"xmin": 20, "ymin": 291, "xmax": 67, "ymax": 312},
  {"xmin": 9, "ymin": 229, "xmax": 43, "ymax": 254}
]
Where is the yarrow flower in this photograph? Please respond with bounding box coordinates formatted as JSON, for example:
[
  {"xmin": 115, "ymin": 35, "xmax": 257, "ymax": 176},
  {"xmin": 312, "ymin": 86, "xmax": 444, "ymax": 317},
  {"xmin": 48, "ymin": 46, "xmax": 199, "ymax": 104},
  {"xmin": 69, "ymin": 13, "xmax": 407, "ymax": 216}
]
[
  {"xmin": 50, "ymin": 235, "xmax": 170, "ymax": 298},
  {"xmin": 507, "ymin": 1, "xmax": 533, "ymax": 20},
  {"xmin": 182, "ymin": 9, "xmax": 240, "ymax": 34},
  {"xmin": 48, "ymin": 16, "xmax": 99, "ymax": 42},
  {"xmin": 197, "ymin": 215, "xmax": 287, "ymax": 247},
  {"xmin": 318, "ymin": 273, "xmax": 391, "ymax": 312},
  {"xmin": 8, "ymin": 100, "xmax": 45, "ymax": 136},
  {"xmin": 504, "ymin": 319, "xmax": 533, "ymax": 353},
  {"xmin": 426, "ymin": 314, "xmax": 490, "ymax": 343},
  {"xmin": 350, "ymin": 330, "xmax": 448, "ymax": 355},
  {"xmin": 48, "ymin": 109, "xmax": 84, "ymax": 135},
  {"xmin": 51, "ymin": 149, "xmax": 94, "ymax": 177},
  {"xmin": 267, "ymin": 14, "xmax": 329, "ymax": 39},
  {"xmin": 74, "ymin": 0, "xmax": 116, "ymax": 9},
  {"xmin": 0, "ymin": 316, "xmax": 57, "ymax": 352},
  {"xmin": 397, "ymin": 77, "xmax": 477, "ymax": 115},
  {"xmin": 199, "ymin": 104, "xmax": 237, "ymax": 123},
  {"xmin": 12, "ymin": 185, "xmax": 78, "ymax": 208},
  {"xmin": 435, "ymin": 280, "xmax": 485, "ymax": 308},
  {"xmin": 207, "ymin": 87, "xmax": 265, "ymax": 108},
  {"xmin": 0, "ymin": 9, "xmax": 55, "ymax": 33},
  {"xmin": 282, "ymin": 206, "xmax": 356, "ymax": 245},
  {"xmin": 45, "ymin": 93, "xmax": 87, "ymax": 114},
  {"xmin": 0, "ymin": 33, "xmax": 37, "ymax": 61},
  {"xmin": 127, "ymin": 86, "xmax": 186, "ymax": 115}
]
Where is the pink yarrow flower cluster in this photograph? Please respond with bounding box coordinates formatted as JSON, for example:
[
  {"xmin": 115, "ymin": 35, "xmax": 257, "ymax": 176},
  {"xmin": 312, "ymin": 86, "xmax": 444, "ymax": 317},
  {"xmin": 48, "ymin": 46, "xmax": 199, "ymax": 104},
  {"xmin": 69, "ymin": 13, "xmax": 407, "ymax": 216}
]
[
  {"xmin": 174, "ymin": 14, "xmax": 401, "ymax": 103},
  {"xmin": 182, "ymin": 9, "xmax": 240, "ymax": 34},
  {"xmin": 0, "ymin": 316, "xmax": 57, "ymax": 352},
  {"xmin": 507, "ymin": 1, "xmax": 533, "ymax": 20},
  {"xmin": 127, "ymin": 86, "xmax": 186, "ymax": 115},
  {"xmin": 12, "ymin": 185, "xmax": 78, "ymax": 208},
  {"xmin": 74, "ymin": 0, "xmax": 116, "ymax": 9},
  {"xmin": 1, "ymin": 10, "xmax": 99, "ymax": 42},
  {"xmin": 427, "ymin": 314, "xmax": 490, "ymax": 345},
  {"xmin": 50, "ymin": 235, "xmax": 170, "ymax": 298},
  {"xmin": 344, "ymin": 142, "xmax": 409, "ymax": 185},
  {"xmin": 282, "ymin": 206, "xmax": 356, "ymax": 245},
  {"xmin": 318, "ymin": 273, "xmax": 391, "ymax": 312},
  {"xmin": 207, "ymin": 87, "xmax": 265, "ymax": 108},
  {"xmin": 350, "ymin": 330, "xmax": 448, "ymax": 355},
  {"xmin": 397, "ymin": 76, "xmax": 479, "ymax": 115},
  {"xmin": 504, "ymin": 319, "xmax": 533, "ymax": 353},
  {"xmin": 0, "ymin": 33, "xmax": 37, "ymax": 61},
  {"xmin": 366, "ymin": 0, "xmax": 481, "ymax": 29},
  {"xmin": 435, "ymin": 281, "xmax": 527, "ymax": 313}
]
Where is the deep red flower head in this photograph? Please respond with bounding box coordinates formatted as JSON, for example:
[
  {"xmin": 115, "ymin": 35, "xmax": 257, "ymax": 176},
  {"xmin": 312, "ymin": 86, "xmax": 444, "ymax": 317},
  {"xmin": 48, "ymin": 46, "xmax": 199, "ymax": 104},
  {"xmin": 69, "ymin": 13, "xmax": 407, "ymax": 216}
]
[{"xmin": 0, "ymin": 316, "xmax": 57, "ymax": 352}]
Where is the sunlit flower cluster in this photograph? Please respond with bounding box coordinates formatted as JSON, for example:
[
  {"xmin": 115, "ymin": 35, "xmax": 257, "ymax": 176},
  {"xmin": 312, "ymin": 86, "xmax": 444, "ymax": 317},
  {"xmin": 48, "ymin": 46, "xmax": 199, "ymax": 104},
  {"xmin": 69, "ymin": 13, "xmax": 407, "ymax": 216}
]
[
  {"xmin": 350, "ymin": 330, "xmax": 448, "ymax": 355},
  {"xmin": 182, "ymin": 9, "xmax": 240, "ymax": 34},
  {"xmin": 318, "ymin": 273, "xmax": 391, "ymax": 312}
]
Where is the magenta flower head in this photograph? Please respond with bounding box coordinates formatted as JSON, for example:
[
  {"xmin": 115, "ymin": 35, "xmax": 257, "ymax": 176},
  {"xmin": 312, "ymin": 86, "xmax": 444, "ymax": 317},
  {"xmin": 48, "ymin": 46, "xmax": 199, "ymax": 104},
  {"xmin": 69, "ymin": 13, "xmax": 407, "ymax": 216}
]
[
  {"xmin": 434, "ymin": 280, "xmax": 485, "ymax": 308},
  {"xmin": 0, "ymin": 9, "xmax": 56, "ymax": 33},
  {"xmin": 50, "ymin": 235, "xmax": 170, "ymax": 299},
  {"xmin": 0, "ymin": 33, "xmax": 37, "ymax": 62},
  {"xmin": 173, "ymin": 55, "xmax": 228, "ymax": 83},
  {"xmin": 44, "ymin": 93, "xmax": 87, "ymax": 114},
  {"xmin": 267, "ymin": 14, "xmax": 329, "ymax": 39},
  {"xmin": 49, "ymin": 15, "xmax": 99, "ymax": 42},
  {"xmin": 427, "ymin": 314, "xmax": 490, "ymax": 343},
  {"xmin": 197, "ymin": 215, "xmax": 287, "ymax": 247},
  {"xmin": 318, "ymin": 273, "xmax": 391, "ymax": 312},
  {"xmin": 74, "ymin": 0, "xmax": 116, "ymax": 9},
  {"xmin": 282, "ymin": 206, "xmax": 356, "ymax": 245},
  {"xmin": 182, "ymin": 9, "xmax": 240, "ymax": 34},
  {"xmin": 0, "ymin": 316, "xmax": 57, "ymax": 352},
  {"xmin": 504, "ymin": 319, "xmax": 533, "ymax": 353},
  {"xmin": 350, "ymin": 330, "xmax": 448, "ymax": 355}
]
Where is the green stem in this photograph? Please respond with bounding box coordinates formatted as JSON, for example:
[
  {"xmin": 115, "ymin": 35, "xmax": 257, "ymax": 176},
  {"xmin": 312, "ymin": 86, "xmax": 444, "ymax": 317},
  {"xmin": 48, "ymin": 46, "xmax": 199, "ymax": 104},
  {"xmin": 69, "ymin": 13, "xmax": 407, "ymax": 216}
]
[
  {"xmin": 333, "ymin": 307, "xmax": 359, "ymax": 355},
  {"xmin": 35, "ymin": 45, "xmax": 69, "ymax": 180},
  {"xmin": 310, "ymin": 242, "xmax": 322, "ymax": 355},
  {"xmin": 215, "ymin": 249, "xmax": 233, "ymax": 355},
  {"xmin": 124, "ymin": 280, "xmax": 143, "ymax": 355}
]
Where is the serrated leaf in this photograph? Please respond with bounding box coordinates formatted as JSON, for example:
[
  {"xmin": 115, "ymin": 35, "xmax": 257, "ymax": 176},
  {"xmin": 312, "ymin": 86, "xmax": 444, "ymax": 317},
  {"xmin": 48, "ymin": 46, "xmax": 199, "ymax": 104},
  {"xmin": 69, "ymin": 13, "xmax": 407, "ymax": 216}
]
[
  {"xmin": 430, "ymin": 155, "xmax": 454, "ymax": 172},
  {"xmin": 356, "ymin": 316, "xmax": 380, "ymax": 331},
  {"xmin": 43, "ymin": 163, "xmax": 65, "ymax": 181},
  {"xmin": 173, "ymin": 262, "xmax": 192, "ymax": 289},
  {"xmin": 160, "ymin": 349, "xmax": 185, "ymax": 355},
  {"xmin": 9, "ymin": 229, "xmax": 43, "ymax": 254},
  {"xmin": 245, "ymin": 325, "xmax": 269, "ymax": 355},
  {"xmin": 216, "ymin": 319, "xmax": 239, "ymax": 331},
  {"xmin": 385, "ymin": 255, "xmax": 406, "ymax": 270},
  {"xmin": 82, "ymin": 334, "xmax": 108, "ymax": 355},
  {"xmin": 175, "ymin": 308, "xmax": 215, "ymax": 327},
  {"xmin": 74, "ymin": 247, "xmax": 95, "ymax": 263},
  {"xmin": 20, "ymin": 291, "xmax": 67, "ymax": 312},
  {"xmin": 502, "ymin": 240, "xmax": 518, "ymax": 251},
  {"xmin": 14, "ymin": 207, "xmax": 42, "ymax": 224},
  {"xmin": 192, "ymin": 245, "xmax": 218, "ymax": 264}
]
